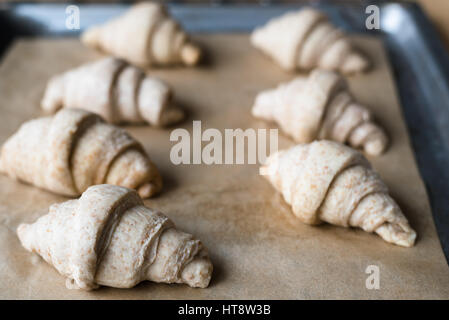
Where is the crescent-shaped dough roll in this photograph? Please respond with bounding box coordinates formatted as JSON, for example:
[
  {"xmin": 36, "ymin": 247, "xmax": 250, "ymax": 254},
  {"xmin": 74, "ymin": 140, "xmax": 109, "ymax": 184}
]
[
  {"xmin": 251, "ymin": 7, "xmax": 369, "ymax": 74},
  {"xmin": 17, "ymin": 184, "xmax": 213, "ymax": 290},
  {"xmin": 41, "ymin": 57, "xmax": 184, "ymax": 126},
  {"xmin": 0, "ymin": 109, "xmax": 162, "ymax": 198},
  {"xmin": 252, "ymin": 69, "xmax": 388, "ymax": 156},
  {"xmin": 261, "ymin": 141, "xmax": 416, "ymax": 247},
  {"xmin": 81, "ymin": 3, "xmax": 201, "ymax": 67}
]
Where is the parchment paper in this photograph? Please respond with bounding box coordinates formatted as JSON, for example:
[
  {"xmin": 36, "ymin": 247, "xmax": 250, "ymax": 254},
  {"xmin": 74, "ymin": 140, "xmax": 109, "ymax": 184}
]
[{"xmin": 0, "ymin": 34, "xmax": 448, "ymax": 299}]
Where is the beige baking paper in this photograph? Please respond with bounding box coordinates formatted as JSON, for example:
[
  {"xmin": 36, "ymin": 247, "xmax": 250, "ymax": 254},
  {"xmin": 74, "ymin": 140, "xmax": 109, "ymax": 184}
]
[{"xmin": 0, "ymin": 34, "xmax": 448, "ymax": 299}]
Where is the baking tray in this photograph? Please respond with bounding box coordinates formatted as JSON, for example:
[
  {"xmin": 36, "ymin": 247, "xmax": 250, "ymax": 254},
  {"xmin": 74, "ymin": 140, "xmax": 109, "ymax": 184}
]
[{"xmin": 0, "ymin": 0, "xmax": 448, "ymax": 267}]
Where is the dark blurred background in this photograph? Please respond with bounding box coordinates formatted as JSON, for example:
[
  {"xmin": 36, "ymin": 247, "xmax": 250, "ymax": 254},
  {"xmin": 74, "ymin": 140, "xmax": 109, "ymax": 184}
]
[{"xmin": 2, "ymin": 0, "xmax": 448, "ymax": 51}]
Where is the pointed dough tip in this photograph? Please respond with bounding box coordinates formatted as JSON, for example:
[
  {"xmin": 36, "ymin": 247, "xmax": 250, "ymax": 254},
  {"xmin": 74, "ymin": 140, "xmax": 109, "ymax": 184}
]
[
  {"xmin": 364, "ymin": 138, "xmax": 387, "ymax": 156},
  {"xmin": 252, "ymin": 90, "xmax": 277, "ymax": 119},
  {"xmin": 181, "ymin": 43, "xmax": 201, "ymax": 66},
  {"xmin": 80, "ymin": 27, "xmax": 101, "ymax": 47},
  {"xmin": 181, "ymin": 254, "xmax": 213, "ymax": 288},
  {"xmin": 341, "ymin": 52, "xmax": 370, "ymax": 74},
  {"xmin": 260, "ymin": 150, "xmax": 282, "ymax": 177},
  {"xmin": 17, "ymin": 224, "xmax": 32, "ymax": 250},
  {"xmin": 158, "ymin": 106, "xmax": 185, "ymax": 127},
  {"xmin": 375, "ymin": 223, "xmax": 417, "ymax": 248},
  {"xmin": 41, "ymin": 76, "xmax": 64, "ymax": 114},
  {"xmin": 250, "ymin": 28, "xmax": 263, "ymax": 47},
  {"xmin": 137, "ymin": 182, "xmax": 160, "ymax": 199}
]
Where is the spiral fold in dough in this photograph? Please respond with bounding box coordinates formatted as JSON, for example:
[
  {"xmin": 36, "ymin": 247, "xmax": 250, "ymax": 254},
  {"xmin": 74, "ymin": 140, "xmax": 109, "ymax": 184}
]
[
  {"xmin": 252, "ymin": 69, "xmax": 388, "ymax": 156},
  {"xmin": 81, "ymin": 3, "xmax": 201, "ymax": 67},
  {"xmin": 261, "ymin": 140, "xmax": 416, "ymax": 247},
  {"xmin": 42, "ymin": 57, "xmax": 184, "ymax": 126},
  {"xmin": 251, "ymin": 7, "xmax": 369, "ymax": 73},
  {"xmin": 0, "ymin": 109, "xmax": 162, "ymax": 198},
  {"xmin": 17, "ymin": 184, "xmax": 213, "ymax": 290}
]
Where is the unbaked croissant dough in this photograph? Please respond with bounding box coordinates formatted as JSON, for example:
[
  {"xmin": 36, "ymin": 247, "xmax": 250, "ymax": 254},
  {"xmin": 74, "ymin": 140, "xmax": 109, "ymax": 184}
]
[
  {"xmin": 252, "ymin": 69, "xmax": 388, "ymax": 156},
  {"xmin": 42, "ymin": 57, "xmax": 184, "ymax": 126},
  {"xmin": 251, "ymin": 7, "xmax": 369, "ymax": 73},
  {"xmin": 0, "ymin": 109, "xmax": 162, "ymax": 198},
  {"xmin": 17, "ymin": 184, "xmax": 213, "ymax": 290},
  {"xmin": 82, "ymin": 2, "xmax": 201, "ymax": 67},
  {"xmin": 261, "ymin": 141, "xmax": 416, "ymax": 247}
]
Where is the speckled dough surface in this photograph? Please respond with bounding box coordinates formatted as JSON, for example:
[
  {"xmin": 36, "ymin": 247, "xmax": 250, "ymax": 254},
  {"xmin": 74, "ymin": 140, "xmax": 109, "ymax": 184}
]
[
  {"xmin": 0, "ymin": 109, "xmax": 162, "ymax": 198},
  {"xmin": 17, "ymin": 184, "xmax": 213, "ymax": 290},
  {"xmin": 252, "ymin": 69, "xmax": 388, "ymax": 156},
  {"xmin": 41, "ymin": 57, "xmax": 184, "ymax": 126},
  {"xmin": 0, "ymin": 34, "xmax": 448, "ymax": 299},
  {"xmin": 262, "ymin": 141, "xmax": 416, "ymax": 247},
  {"xmin": 82, "ymin": 3, "xmax": 201, "ymax": 67},
  {"xmin": 251, "ymin": 7, "xmax": 369, "ymax": 73}
]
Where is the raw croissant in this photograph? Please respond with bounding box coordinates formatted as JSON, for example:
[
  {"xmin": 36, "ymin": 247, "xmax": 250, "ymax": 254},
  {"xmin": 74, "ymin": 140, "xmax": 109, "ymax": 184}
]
[
  {"xmin": 17, "ymin": 184, "xmax": 213, "ymax": 290},
  {"xmin": 82, "ymin": 2, "xmax": 201, "ymax": 67},
  {"xmin": 252, "ymin": 69, "xmax": 388, "ymax": 156},
  {"xmin": 0, "ymin": 109, "xmax": 162, "ymax": 199},
  {"xmin": 261, "ymin": 140, "xmax": 416, "ymax": 247},
  {"xmin": 251, "ymin": 7, "xmax": 369, "ymax": 74},
  {"xmin": 41, "ymin": 57, "xmax": 184, "ymax": 126}
]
